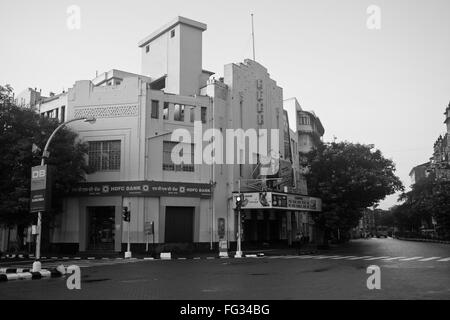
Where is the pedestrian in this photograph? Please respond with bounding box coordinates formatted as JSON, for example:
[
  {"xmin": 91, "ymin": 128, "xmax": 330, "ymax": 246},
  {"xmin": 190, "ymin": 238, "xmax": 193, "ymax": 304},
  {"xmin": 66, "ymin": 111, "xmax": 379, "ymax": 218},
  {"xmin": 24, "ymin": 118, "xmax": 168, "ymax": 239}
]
[{"xmin": 295, "ymin": 232, "xmax": 303, "ymax": 255}]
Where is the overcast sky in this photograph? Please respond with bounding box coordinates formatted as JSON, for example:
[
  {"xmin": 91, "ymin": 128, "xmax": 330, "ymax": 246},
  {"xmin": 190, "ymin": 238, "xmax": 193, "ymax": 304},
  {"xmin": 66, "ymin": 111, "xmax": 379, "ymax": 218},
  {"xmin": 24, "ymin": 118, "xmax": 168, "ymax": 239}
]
[{"xmin": 1, "ymin": 0, "xmax": 449, "ymax": 209}]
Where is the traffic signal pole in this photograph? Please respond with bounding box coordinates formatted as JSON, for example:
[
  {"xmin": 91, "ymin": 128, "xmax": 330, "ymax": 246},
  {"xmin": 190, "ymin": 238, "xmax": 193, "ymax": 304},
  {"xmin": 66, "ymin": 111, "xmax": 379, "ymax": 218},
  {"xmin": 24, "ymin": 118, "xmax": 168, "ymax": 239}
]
[
  {"xmin": 124, "ymin": 203, "xmax": 132, "ymax": 258},
  {"xmin": 235, "ymin": 207, "xmax": 242, "ymax": 258},
  {"xmin": 235, "ymin": 180, "xmax": 243, "ymax": 258}
]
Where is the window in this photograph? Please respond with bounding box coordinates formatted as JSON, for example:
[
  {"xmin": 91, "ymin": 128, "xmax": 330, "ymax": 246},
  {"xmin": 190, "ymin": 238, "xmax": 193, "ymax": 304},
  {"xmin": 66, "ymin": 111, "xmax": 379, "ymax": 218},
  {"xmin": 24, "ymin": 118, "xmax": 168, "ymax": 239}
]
[
  {"xmin": 163, "ymin": 141, "xmax": 194, "ymax": 172},
  {"xmin": 151, "ymin": 100, "xmax": 159, "ymax": 119},
  {"xmin": 55, "ymin": 108, "xmax": 59, "ymax": 120},
  {"xmin": 171, "ymin": 29, "xmax": 175, "ymax": 38},
  {"xmin": 174, "ymin": 104, "xmax": 185, "ymax": 121},
  {"xmin": 201, "ymin": 107, "xmax": 207, "ymax": 124},
  {"xmin": 146, "ymin": 45, "xmax": 150, "ymax": 53},
  {"xmin": 61, "ymin": 106, "xmax": 65, "ymax": 122},
  {"xmin": 88, "ymin": 140, "xmax": 121, "ymax": 171},
  {"xmin": 163, "ymin": 102, "xmax": 170, "ymax": 120},
  {"xmin": 299, "ymin": 115, "xmax": 310, "ymax": 125}
]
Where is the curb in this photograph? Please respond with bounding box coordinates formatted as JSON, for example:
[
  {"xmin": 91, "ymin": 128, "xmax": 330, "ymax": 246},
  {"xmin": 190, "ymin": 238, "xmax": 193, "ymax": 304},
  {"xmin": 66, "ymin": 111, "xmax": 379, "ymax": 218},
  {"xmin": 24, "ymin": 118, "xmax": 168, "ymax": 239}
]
[
  {"xmin": 395, "ymin": 237, "xmax": 450, "ymax": 244},
  {"xmin": 0, "ymin": 268, "xmax": 64, "ymax": 282},
  {"xmin": 0, "ymin": 250, "xmax": 318, "ymax": 263}
]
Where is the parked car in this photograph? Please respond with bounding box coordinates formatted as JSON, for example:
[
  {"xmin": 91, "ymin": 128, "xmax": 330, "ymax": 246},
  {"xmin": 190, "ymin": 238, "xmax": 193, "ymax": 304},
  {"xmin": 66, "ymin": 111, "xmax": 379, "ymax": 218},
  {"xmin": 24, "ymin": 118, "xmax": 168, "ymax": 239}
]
[{"xmin": 376, "ymin": 226, "xmax": 389, "ymax": 238}]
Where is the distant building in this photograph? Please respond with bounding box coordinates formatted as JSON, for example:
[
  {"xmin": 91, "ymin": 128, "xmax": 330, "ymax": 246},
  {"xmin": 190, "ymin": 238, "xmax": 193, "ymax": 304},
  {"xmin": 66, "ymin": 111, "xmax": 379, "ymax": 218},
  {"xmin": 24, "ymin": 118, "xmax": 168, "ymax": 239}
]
[
  {"xmin": 409, "ymin": 162, "xmax": 430, "ymax": 185},
  {"xmin": 14, "ymin": 87, "xmax": 43, "ymax": 108},
  {"xmin": 428, "ymin": 102, "xmax": 450, "ymax": 181}
]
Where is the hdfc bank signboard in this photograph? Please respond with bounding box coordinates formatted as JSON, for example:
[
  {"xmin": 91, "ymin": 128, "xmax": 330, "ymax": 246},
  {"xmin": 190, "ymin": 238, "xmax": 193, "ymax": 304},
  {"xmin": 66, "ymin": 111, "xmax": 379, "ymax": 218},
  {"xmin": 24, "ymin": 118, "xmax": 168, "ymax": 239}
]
[{"xmin": 232, "ymin": 192, "xmax": 321, "ymax": 212}]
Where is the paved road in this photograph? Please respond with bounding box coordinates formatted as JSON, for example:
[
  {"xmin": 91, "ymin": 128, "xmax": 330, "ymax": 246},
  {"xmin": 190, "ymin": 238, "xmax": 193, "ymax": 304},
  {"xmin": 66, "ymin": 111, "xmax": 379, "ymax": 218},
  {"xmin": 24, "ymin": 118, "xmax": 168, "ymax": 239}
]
[{"xmin": 1, "ymin": 238, "xmax": 449, "ymax": 299}]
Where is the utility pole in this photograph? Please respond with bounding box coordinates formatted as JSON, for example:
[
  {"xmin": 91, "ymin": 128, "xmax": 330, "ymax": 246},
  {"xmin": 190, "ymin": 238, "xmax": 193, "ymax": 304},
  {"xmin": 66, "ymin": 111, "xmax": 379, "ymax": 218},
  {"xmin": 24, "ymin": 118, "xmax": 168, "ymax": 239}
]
[{"xmin": 32, "ymin": 117, "xmax": 96, "ymax": 272}]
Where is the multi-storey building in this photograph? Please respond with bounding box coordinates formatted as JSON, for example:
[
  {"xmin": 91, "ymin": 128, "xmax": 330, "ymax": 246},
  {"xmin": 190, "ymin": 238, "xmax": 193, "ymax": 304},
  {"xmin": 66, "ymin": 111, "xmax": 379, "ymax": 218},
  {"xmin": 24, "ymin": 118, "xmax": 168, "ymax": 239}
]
[
  {"xmin": 14, "ymin": 87, "xmax": 43, "ymax": 109},
  {"xmin": 26, "ymin": 17, "xmax": 324, "ymax": 255},
  {"xmin": 409, "ymin": 162, "xmax": 430, "ymax": 185},
  {"xmin": 427, "ymin": 102, "xmax": 450, "ymax": 181}
]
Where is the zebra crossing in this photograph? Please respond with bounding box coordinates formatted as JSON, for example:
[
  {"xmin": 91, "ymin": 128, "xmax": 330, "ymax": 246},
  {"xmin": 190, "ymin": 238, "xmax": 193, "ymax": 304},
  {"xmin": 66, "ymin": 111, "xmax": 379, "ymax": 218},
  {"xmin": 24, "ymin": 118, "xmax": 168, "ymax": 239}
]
[{"xmin": 264, "ymin": 254, "xmax": 450, "ymax": 263}]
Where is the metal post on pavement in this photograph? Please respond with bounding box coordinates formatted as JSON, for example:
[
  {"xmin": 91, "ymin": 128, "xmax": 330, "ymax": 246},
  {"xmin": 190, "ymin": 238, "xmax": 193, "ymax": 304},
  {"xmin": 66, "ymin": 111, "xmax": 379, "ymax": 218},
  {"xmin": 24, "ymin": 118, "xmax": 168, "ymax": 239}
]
[
  {"xmin": 235, "ymin": 180, "xmax": 242, "ymax": 258},
  {"xmin": 125, "ymin": 202, "xmax": 132, "ymax": 258},
  {"xmin": 35, "ymin": 212, "xmax": 42, "ymax": 259},
  {"xmin": 235, "ymin": 207, "xmax": 242, "ymax": 258}
]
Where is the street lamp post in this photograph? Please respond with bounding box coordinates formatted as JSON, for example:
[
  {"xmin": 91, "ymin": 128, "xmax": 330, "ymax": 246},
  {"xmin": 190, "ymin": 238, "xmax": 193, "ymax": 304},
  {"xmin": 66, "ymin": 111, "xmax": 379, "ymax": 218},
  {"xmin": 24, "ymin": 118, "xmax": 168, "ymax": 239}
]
[{"xmin": 32, "ymin": 117, "xmax": 96, "ymax": 272}]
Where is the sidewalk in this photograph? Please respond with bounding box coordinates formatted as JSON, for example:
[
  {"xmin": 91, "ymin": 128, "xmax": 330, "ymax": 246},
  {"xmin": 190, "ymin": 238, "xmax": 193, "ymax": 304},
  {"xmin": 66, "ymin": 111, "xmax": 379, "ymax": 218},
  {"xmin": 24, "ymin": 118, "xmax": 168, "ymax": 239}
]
[
  {"xmin": 1, "ymin": 244, "xmax": 319, "ymax": 262},
  {"xmin": 394, "ymin": 236, "xmax": 450, "ymax": 244}
]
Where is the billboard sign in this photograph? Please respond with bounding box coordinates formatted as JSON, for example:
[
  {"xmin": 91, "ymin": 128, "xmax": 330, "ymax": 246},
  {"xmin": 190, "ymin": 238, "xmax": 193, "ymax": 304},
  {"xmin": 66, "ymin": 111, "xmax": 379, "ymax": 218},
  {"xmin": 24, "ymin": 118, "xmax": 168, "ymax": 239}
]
[{"xmin": 232, "ymin": 191, "xmax": 321, "ymax": 212}]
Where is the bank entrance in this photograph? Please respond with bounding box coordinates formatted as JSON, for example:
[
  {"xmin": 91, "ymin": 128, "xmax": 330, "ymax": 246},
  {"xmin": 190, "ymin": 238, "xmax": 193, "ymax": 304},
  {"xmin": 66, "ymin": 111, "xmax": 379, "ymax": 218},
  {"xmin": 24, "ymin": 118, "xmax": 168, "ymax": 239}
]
[
  {"xmin": 165, "ymin": 206, "xmax": 194, "ymax": 243},
  {"xmin": 87, "ymin": 206, "xmax": 115, "ymax": 251}
]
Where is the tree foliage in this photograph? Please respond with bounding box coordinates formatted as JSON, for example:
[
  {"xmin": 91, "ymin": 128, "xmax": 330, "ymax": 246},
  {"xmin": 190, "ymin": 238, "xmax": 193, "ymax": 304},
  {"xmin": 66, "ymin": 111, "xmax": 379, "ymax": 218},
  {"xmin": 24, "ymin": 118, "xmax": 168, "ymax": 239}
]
[
  {"xmin": 305, "ymin": 141, "xmax": 403, "ymax": 241},
  {"xmin": 394, "ymin": 176, "xmax": 450, "ymax": 239},
  {"xmin": 0, "ymin": 84, "xmax": 90, "ymax": 229}
]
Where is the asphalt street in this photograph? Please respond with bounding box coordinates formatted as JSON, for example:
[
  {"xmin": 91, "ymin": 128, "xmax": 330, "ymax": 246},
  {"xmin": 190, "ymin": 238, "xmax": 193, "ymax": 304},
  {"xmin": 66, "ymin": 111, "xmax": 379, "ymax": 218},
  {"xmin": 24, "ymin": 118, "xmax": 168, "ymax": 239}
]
[{"xmin": 0, "ymin": 238, "xmax": 449, "ymax": 299}]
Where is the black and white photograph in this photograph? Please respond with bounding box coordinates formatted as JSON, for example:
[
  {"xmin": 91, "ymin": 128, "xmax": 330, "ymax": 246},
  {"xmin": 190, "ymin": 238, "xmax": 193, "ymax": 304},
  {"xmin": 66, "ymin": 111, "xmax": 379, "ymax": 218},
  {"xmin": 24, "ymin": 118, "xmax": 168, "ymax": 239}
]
[{"xmin": 0, "ymin": 0, "xmax": 449, "ymax": 310}]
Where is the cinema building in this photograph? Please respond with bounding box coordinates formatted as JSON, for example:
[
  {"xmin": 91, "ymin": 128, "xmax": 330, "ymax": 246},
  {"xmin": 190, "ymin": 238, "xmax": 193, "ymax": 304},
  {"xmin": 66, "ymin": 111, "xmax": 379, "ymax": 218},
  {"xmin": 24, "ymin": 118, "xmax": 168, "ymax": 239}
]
[{"xmin": 40, "ymin": 16, "xmax": 324, "ymax": 255}]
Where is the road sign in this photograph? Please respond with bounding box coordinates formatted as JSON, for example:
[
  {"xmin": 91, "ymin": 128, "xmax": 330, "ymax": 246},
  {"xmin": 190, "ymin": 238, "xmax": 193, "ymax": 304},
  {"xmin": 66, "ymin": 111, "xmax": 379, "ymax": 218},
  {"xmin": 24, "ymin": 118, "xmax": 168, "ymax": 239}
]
[{"xmin": 30, "ymin": 165, "xmax": 47, "ymax": 213}]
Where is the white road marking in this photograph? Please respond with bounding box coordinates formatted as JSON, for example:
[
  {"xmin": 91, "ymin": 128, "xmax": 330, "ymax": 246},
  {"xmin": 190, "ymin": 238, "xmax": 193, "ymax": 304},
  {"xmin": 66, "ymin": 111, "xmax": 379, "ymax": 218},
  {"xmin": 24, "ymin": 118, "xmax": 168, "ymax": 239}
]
[
  {"xmin": 313, "ymin": 255, "xmax": 341, "ymax": 259},
  {"xmin": 331, "ymin": 256, "xmax": 357, "ymax": 260},
  {"xmin": 347, "ymin": 256, "xmax": 373, "ymax": 260},
  {"xmin": 382, "ymin": 256, "xmax": 406, "ymax": 261},
  {"xmin": 418, "ymin": 257, "xmax": 441, "ymax": 262},
  {"xmin": 437, "ymin": 257, "xmax": 450, "ymax": 262},
  {"xmin": 364, "ymin": 256, "xmax": 390, "ymax": 260},
  {"xmin": 399, "ymin": 257, "xmax": 423, "ymax": 261}
]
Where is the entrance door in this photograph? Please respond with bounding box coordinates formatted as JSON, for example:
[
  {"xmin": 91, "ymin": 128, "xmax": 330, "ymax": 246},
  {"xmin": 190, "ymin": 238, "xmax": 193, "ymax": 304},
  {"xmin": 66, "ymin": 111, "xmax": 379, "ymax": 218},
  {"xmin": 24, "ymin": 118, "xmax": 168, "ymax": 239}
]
[
  {"xmin": 165, "ymin": 207, "xmax": 194, "ymax": 243},
  {"xmin": 88, "ymin": 206, "xmax": 115, "ymax": 251}
]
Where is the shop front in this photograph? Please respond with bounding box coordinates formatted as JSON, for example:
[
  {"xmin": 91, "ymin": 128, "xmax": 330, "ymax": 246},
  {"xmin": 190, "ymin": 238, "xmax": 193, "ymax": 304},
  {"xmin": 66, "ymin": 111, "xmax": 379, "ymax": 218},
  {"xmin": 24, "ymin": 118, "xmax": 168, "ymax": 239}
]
[
  {"xmin": 50, "ymin": 180, "xmax": 212, "ymax": 254},
  {"xmin": 232, "ymin": 191, "xmax": 322, "ymax": 248}
]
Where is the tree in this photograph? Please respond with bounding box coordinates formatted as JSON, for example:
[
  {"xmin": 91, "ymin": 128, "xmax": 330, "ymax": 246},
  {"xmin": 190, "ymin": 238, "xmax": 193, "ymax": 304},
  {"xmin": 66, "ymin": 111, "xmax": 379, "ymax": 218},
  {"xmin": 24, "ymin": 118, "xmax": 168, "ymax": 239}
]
[
  {"xmin": 305, "ymin": 141, "xmax": 403, "ymax": 245},
  {"xmin": 0, "ymin": 84, "xmax": 90, "ymax": 251},
  {"xmin": 395, "ymin": 177, "xmax": 450, "ymax": 239}
]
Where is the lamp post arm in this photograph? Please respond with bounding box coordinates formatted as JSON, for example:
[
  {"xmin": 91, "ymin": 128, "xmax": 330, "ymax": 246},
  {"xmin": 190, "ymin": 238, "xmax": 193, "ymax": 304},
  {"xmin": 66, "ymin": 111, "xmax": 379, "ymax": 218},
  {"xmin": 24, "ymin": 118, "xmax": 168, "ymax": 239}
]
[{"xmin": 40, "ymin": 117, "xmax": 88, "ymax": 166}]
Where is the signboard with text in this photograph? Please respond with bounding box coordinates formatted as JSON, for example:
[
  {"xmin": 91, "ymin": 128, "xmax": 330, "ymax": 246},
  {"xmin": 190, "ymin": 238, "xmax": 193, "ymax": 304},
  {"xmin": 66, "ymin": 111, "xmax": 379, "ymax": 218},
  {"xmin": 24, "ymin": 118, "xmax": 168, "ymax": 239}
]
[
  {"xmin": 69, "ymin": 181, "xmax": 212, "ymax": 198},
  {"xmin": 232, "ymin": 191, "xmax": 321, "ymax": 212},
  {"xmin": 30, "ymin": 165, "xmax": 47, "ymax": 212}
]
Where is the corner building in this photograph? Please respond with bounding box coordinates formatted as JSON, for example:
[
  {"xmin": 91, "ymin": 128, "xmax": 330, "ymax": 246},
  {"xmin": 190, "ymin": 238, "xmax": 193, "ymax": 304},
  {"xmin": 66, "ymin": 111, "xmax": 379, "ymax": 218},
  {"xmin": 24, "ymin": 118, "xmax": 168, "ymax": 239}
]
[{"xmin": 48, "ymin": 17, "xmax": 323, "ymax": 254}]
